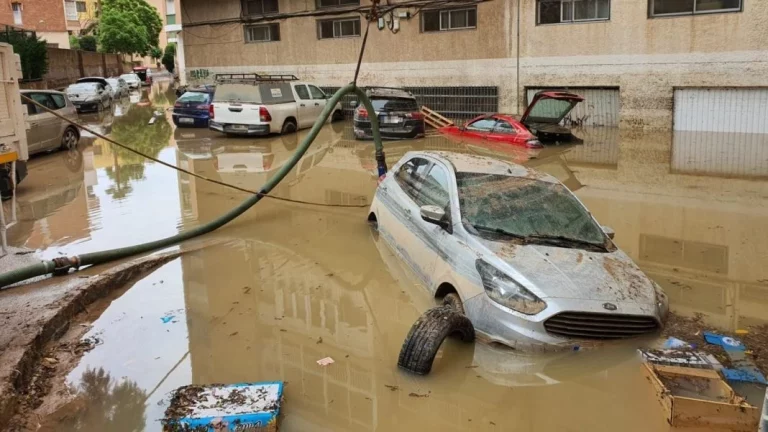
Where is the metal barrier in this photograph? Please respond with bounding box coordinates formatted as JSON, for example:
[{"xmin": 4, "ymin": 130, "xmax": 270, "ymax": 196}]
[{"xmin": 321, "ymin": 86, "xmax": 499, "ymax": 121}]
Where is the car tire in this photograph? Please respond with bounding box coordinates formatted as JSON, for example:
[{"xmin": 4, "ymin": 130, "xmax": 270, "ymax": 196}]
[
  {"xmin": 60, "ymin": 127, "xmax": 79, "ymax": 150},
  {"xmin": 397, "ymin": 305, "xmax": 475, "ymax": 375},
  {"xmin": 280, "ymin": 119, "xmax": 297, "ymax": 135},
  {"xmin": 331, "ymin": 110, "xmax": 344, "ymax": 122},
  {"xmin": 441, "ymin": 292, "xmax": 465, "ymax": 315}
]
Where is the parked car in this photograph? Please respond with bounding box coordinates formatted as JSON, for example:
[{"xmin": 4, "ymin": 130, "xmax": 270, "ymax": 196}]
[
  {"xmin": 369, "ymin": 151, "xmax": 668, "ymax": 350},
  {"xmin": 132, "ymin": 66, "xmax": 152, "ymax": 86},
  {"xmin": 20, "ymin": 90, "xmax": 80, "ymax": 155},
  {"xmin": 209, "ymin": 74, "xmax": 344, "ymax": 136},
  {"xmin": 353, "ymin": 87, "xmax": 425, "ymax": 140},
  {"xmin": 440, "ymin": 91, "xmax": 584, "ymax": 144},
  {"xmin": 106, "ymin": 77, "xmax": 129, "ymax": 98},
  {"xmin": 65, "ymin": 82, "xmax": 112, "ymax": 113},
  {"xmin": 172, "ymin": 88, "xmax": 214, "ymax": 127},
  {"xmin": 120, "ymin": 73, "xmax": 142, "ymax": 90}
]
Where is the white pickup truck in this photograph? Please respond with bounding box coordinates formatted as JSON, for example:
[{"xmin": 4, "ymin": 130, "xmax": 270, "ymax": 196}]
[{"xmin": 209, "ymin": 75, "xmax": 344, "ymax": 136}]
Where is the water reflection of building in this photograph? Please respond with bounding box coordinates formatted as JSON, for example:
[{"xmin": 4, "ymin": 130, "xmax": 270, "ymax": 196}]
[{"xmin": 570, "ymin": 131, "xmax": 768, "ymax": 330}]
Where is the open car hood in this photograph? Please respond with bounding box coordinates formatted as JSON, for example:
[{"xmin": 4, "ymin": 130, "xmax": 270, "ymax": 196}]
[{"xmin": 520, "ymin": 91, "xmax": 584, "ymax": 126}]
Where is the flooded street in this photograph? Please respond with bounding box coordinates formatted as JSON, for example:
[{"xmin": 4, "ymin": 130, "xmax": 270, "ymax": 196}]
[{"xmin": 10, "ymin": 80, "xmax": 768, "ymax": 431}]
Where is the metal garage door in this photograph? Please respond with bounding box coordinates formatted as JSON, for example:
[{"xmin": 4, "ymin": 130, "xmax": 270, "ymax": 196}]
[
  {"xmin": 672, "ymin": 88, "xmax": 768, "ymax": 178},
  {"xmin": 526, "ymin": 87, "xmax": 620, "ymax": 127},
  {"xmin": 673, "ymin": 88, "xmax": 768, "ymax": 133}
]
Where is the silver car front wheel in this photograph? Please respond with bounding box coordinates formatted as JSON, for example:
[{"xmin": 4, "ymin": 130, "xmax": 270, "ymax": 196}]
[{"xmin": 61, "ymin": 128, "xmax": 78, "ymax": 150}]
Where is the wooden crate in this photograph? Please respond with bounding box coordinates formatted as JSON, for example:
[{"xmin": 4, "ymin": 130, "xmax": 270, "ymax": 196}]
[
  {"xmin": 642, "ymin": 363, "xmax": 760, "ymax": 431},
  {"xmin": 420, "ymin": 106, "xmax": 454, "ymax": 129}
]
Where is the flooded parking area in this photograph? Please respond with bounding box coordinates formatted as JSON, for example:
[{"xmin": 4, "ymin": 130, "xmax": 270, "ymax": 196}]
[{"xmin": 8, "ymin": 82, "xmax": 768, "ymax": 431}]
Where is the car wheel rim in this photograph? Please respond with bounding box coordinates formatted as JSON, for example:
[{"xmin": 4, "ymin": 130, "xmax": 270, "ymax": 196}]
[{"xmin": 64, "ymin": 131, "xmax": 77, "ymax": 148}]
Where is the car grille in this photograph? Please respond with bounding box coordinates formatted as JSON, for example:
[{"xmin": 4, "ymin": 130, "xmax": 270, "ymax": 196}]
[{"xmin": 544, "ymin": 312, "xmax": 659, "ymax": 339}]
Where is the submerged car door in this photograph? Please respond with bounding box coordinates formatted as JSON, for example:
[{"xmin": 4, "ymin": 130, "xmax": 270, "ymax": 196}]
[
  {"xmin": 293, "ymin": 84, "xmax": 314, "ymax": 128},
  {"xmin": 307, "ymin": 85, "xmax": 327, "ymax": 121},
  {"xmin": 462, "ymin": 117, "xmax": 497, "ymax": 142},
  {"xmin": 486, "ymin": 118, "xmax": 525, "ymax": 145},
  {"xmin": 385, "ymin": 157, "xmax": 437, "ymax": 286},
  {"xmin": 24, "ymin": 93, "xmax": 59, "ymax": 153}
]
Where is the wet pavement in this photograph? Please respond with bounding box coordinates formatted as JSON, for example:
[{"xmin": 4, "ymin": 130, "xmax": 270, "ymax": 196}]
[{"xmin": 8, "ymin": 80, "xmax": 768, "ymax": 431}]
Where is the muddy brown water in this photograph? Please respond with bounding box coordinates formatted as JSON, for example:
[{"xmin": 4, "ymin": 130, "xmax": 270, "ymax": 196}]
[{"xmin": 8, "ymin": 82, "xmax": 768, "ymax": 431}]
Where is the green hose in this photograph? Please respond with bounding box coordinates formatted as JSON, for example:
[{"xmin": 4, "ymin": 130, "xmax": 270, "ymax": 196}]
[{"xmin": 0, "ymin": 84, "xmax": 386, "ymax": 289}]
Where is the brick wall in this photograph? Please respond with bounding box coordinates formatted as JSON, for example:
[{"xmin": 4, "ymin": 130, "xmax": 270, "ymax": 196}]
[
  {"xmin": 19, "ymin": 48, "xmax": 128, "ymax": 90},
  {"xmin": 0, "ymin": 0, "xmax": 67, "ymax": 32}
]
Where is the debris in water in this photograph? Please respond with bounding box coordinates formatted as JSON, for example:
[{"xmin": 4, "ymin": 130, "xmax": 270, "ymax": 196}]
[
  {"xmin": 662, "ymin": 337, "xmax": 693, "ymax": 349},
  {"xmin": 384, "ymin": 385, "xmax": 399, "ymax": 391},
  {"xmin": 316, "ymin": 337, "xmax": 323, "ymax": 344},
  {"xmin": 316, "ymin": 357, "xmax": 334, "ymax": 366},
  {"xmin": 161, "ymin": 316, "xmax": 175, "ymax": 324},
  {"xmin": 408, "ymin": 392, "xmax": 429, "ymax": 398},
  {"xmin": 163, "ymin": 382, "xmax": 283, "ymax": 432},
  {"xmin": 703, "ymin": 332, "xmax": 767, "ymax": 385}
]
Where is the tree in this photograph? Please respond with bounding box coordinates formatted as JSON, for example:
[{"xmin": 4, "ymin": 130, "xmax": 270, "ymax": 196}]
[
  {"xmin": 79, "ymin": 35, "xmax": 98, "ymax": 51},
  {"xmin": 97, "ymin": 0, "xmax": 162, "ymax": 56},
  {"xmin": 0, "ymin": 31, "xmax": 48, "ymax": 80},
  {"xmin": 69, "ymin": 35, "xmax": 81, "ymax": 50},
  {"xmin": 150, "ymin": 46, "xmax": 162, "ymax": 62},
  {"xmin": 161, "ymin": 43, "xmax": 175, "ymax": 73}
]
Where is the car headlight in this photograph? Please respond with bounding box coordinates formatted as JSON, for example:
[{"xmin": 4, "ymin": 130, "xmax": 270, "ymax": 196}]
[
  {"xmin": 653, "ymin": 281, "xmax": 669, "ymax": 320},
  {"xmin": 476, "ymin": 260, "xmax": 547, "ymax": 315}
]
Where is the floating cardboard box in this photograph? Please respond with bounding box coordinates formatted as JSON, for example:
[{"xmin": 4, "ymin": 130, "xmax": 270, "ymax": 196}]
[
  {"xmin": 164, "ymin": 381, "xmax": 283, "ymax": 431},
  {"xmin": 642, "ymin": 363, "xmax": 759, "ymax": 431}
]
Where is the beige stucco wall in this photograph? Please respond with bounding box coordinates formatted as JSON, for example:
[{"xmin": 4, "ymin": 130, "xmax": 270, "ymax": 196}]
[
  {"xmin": 180, "ymin": 0, "xmax": 768, "ymax": 130},
  {"xmin": 38, "ymin": 31, "xmax": 71, "ymax": 49}
]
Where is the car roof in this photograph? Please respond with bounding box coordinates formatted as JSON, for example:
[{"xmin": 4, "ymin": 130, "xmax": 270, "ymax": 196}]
[
  {"xmin": 77, "ymin": 77, "xmax": 108, "ymax": 84},
  {"xmin": 407, "ymin": 151, "xmax": 558, "ymax": 183},
  {"xmin": 365, "ymin": 87, "xmax": 415, "ymax": 99}
]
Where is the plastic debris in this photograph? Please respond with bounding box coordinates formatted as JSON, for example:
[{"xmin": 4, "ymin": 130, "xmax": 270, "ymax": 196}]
[
  {"xmin": 641, "ymin": 349, "xmax": 714, "ymax": 369},
  {"xmin": 662, "ymin": 337, "xmax": 692, "ymax": 349},
  {"xmin": 161, "ymin": 316, "xmax": 175, "ymax": 324},
  {"xmin": 703, "ymin": 331, "xmax": 767, "ymax": 385},
  {"xmin": 164, "ymin": 381, "xmax": 283, "ymax": 432},
  {"xmin": 316, "ymin": 357, "xmax": 334, "ymax": 366},
  {"xmin": 736, "ymin": 329, "xmax": 749, "ymax": 335}
]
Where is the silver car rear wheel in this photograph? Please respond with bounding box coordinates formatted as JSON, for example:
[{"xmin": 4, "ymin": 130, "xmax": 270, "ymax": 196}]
[{"xmin": 61, "ymin": 128, "xmax": 78, "ymax": 150}]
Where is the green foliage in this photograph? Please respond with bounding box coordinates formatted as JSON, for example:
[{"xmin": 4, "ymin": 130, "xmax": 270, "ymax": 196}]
[
  {"xmin": 70, "ymin": 35, "xmax": 81, "ymax": 50},
  {"xmin": 161, "ymin": 44, "xmax": 175, "ymax": 74},
  {"xmin": 97, "ymin": 0, "xmax": 162, "ymax": 56},
  {"xmin": 0, "ymin": 31, "xmax": 48, "ymax": 80},
  {"xmin": 79, "ymin": 35, "xmax": 98, "ymax": 51},
  {"xmin": 150, "ymin": 46, "xmax": 162, "ymax": 61}
]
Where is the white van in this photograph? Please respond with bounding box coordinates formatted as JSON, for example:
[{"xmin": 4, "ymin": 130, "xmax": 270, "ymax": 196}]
[{"xmin": 208, "ymin": 74, "xmax": 344, "ymax": 136}]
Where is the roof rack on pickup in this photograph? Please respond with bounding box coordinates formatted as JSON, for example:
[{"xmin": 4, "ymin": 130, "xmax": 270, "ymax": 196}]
[{"xmin": 214, "ymin": 73, "xmax": 300, "ymax": 83}]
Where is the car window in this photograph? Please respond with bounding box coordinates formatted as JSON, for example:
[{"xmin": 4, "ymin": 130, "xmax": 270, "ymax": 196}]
[
  {"xmin": 395, "ymin": 157, "xmax": 430, "ymax": 203},
  {"xmin": 308, "ymin": 85, "xmax": 326, "ymax": 100},
  {"xmin": 493, "ymin": 120, "xmax": 516, "ymax": 134},
  {"xmin": 294, "ymin": 85, "xmax": 311, "ymax": 100},
  {"xmin": 418, "ymin": 164, "xmax": 451, "ymax": 209},
  {"xmin": 50, "ymin": 94, "xmax": 67, "ymax": 109},
  {"xmin": 178, "ymin": 92, "xmax": 210, "ymax": 104},
  {"xmin": 371, "ymin": 97, "xmax": 418, "ymax": 111},
  {"xmin": 22, "ymin": 100, "xmax": 37, "ymax": 115},
  {"xmin": 466, "ymin": 118, "xmax": 497, "ymax": 132},
  {"xmin": 29, "ymin": 93, "xmax": 57, "ymax": 110}
]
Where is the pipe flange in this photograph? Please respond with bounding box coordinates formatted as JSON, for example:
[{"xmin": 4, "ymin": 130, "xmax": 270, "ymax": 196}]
[{"xmin": 52, "ymin": 256, "xmax": 81, "ymax": 276}]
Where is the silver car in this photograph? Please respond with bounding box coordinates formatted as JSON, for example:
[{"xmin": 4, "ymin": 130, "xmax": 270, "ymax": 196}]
[
  {"xmin": 369, "ymin": 151, "xmax": 668, "ymax": 350},
  {"xmin": 106, "ymin": 77, "xmax": 129, "ymax": 98},
  {"xmin": 65, "ymin": 82, "xmax": 111, "ymax": 113},
  {"xmin": 21, "ymin": 90, "xmax": 80, "ymax": 155},
  {"xmin": 120, "ymin": 73, "xmax": 142, "ymax": 90}
]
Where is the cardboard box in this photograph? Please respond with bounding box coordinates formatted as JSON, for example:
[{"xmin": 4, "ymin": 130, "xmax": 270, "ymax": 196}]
[{"xmin": 642, "ymin": 363, "xmax": 759, "ymax": 431}]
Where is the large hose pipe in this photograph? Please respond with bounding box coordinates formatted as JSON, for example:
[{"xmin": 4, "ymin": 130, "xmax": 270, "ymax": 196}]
[{"xmin": 0, "ymin": 84, "xmax": 386, "ymax": 289}]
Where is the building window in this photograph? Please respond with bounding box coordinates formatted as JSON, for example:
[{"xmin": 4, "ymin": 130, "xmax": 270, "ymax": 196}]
[
  {"xmin": 12, "ymin": 2, "xmax": 22, "ymax": 25},
  {"xmin": 317, "ymin": 17, "xmax": 360, "ymax": 39},
  {"xmin": 317, "ymin": 0, "xmax": 359, "ymax": 8},
  {"xmin": 167, "ymin": 14, "xmax": 176, "ymax": 24},
  {"xmin": 76, "ymin": 1, "xmax": 87, "ymax": 12},
  {"xmin": 649, "ymin": 0, "xmax": 741, "ymax": 16},
  {"xmin": 243, "ymin": 0, "xmax": 278, "ymax": 15},
  {"xmin": 538, "ymin": 0, "xmax": 610, "ymax": 24},
  {"xmin": 245, "ymin": 23, "xmax": 280, "ymax": 42},
  {"xmin": 422, "ymin": 7, "xmax": 477, "ymax": 32},
  {"xmin": 65, "ymin": 1, "xmax": 78, "ymax": 20},
  {"xmin": 166, "ymin": 0, "xmax": 176, "ymax": 15}
]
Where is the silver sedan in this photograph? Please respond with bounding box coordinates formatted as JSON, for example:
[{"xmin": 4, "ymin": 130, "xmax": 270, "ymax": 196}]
[{"xmin": 369, "ymin": 151, "xmax": 669, "ymax": 350}]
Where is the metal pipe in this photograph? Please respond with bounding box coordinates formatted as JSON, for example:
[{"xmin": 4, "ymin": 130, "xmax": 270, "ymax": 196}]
[{"xmin": 0, "ymin": 84, "xmax": 385, "ymax": 289}]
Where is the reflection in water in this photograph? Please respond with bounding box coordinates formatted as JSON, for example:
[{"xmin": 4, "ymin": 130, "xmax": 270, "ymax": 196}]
[
  {"xmin": 40, "ymin": 368, "xmax": 147, "ymax": 432},
  {"xmin": 12, "ymin": 89, "xmax": 768, "ymax": 431}
]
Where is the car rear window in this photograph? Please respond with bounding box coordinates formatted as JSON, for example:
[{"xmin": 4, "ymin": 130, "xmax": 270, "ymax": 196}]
[
  {"xmin": 68, "ymin": 83, "xmax": 99, "ymax": 92},
  {"xmin": 178, "ymin": 92, "xmax": 210, "ymax": 104},
  {"xmin": 371, "ymin": 97, "xmax": 418, "ymax": 112},
  {"xmin": 213, "ymin": 83, "xmax": 295, "ymax": 105}
]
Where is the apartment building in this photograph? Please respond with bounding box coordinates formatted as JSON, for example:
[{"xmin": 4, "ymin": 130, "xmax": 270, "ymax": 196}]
[
  {"xmin": 0, "ymin": 0, "xmax": 79, "ymax": 48},
  {"xmin": 178, "ymin": 0, "xmax": 768, "ymax": 132}
]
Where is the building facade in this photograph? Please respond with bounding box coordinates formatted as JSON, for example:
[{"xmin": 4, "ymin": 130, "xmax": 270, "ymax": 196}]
[
  {"xmin": 0, "ymin": 0, "xmax": 78, "ymax": 48},
  {"xmin": 177, "ymin": 0, "xmax": 768, "ymax": 131}
]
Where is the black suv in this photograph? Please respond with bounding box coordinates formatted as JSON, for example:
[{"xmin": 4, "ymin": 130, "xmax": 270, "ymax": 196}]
[{"xmin": 353, "ymin": 87, "xmax": 425, "ymax": 140}]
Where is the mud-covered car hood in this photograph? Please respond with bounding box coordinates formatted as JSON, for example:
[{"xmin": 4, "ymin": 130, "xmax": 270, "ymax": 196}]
[{"xmin": 477, "ymin": 238, "xmax": 656, "ymax": 305}]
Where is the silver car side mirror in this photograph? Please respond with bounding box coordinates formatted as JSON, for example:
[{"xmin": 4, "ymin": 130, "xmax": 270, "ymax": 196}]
[
  {"xmin": 602, "ymin": 225, "xmax": 615, "ymax": 240},
  {"xmin": 420, "ymin": 205, "xmax": 452, "ymax": 233}
]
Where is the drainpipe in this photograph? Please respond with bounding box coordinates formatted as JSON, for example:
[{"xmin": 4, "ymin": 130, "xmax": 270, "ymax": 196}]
[
  {"xmin": 516, "ymin": 0, "xmax": 521, "ymax": 114},
  {"xmin": 177, "ymin": 30, "xmax": 187, "ymax": 86}
]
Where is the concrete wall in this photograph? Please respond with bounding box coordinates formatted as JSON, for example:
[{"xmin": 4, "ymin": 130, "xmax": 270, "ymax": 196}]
[
  {"xmin": 180, "ymin": 0, "xmax": 768, "ymax": 130},
  {"xmin": 20, "ymin": 47, "xmax": 126, "ymax": 90},
  {"xmin": 37, "ymin": 31, "xmax": 70, "ymax": 49}
]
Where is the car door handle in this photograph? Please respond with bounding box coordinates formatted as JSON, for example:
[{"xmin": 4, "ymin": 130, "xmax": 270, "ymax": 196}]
[
  {"xmin": 314, "ymin": 103, "xmax": 319, "ymax": 106},
  {"xmin": 30, "ymin": 122, "xmax": 38, "ymax": 127},
  {"xmin": 300, "ymin": 103, "xmax": 305, "ymax": 107}
]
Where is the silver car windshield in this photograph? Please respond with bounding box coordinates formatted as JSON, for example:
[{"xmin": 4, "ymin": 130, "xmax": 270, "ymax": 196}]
[
  {"xmin": 456, "ymin": 173, "xmax": 607, "ymax": 247},
  {"xmin": 68, "ymin": 83, "xmax": 99, "ymax": 93}
]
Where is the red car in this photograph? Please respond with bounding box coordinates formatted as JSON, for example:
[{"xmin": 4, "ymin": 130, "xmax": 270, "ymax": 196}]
[{"xmin": 439, "ymin": 91, "xmax": 584, "ymax": 147}]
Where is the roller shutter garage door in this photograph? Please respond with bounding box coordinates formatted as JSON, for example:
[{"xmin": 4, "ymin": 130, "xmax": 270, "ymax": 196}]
[
  {"xmin": 672, "ymin": 88, "xmax": 768, "ymax": 178},
  {"xmin": 526, "ymin": 87, "xmax": 620, "ymax": 127}
]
